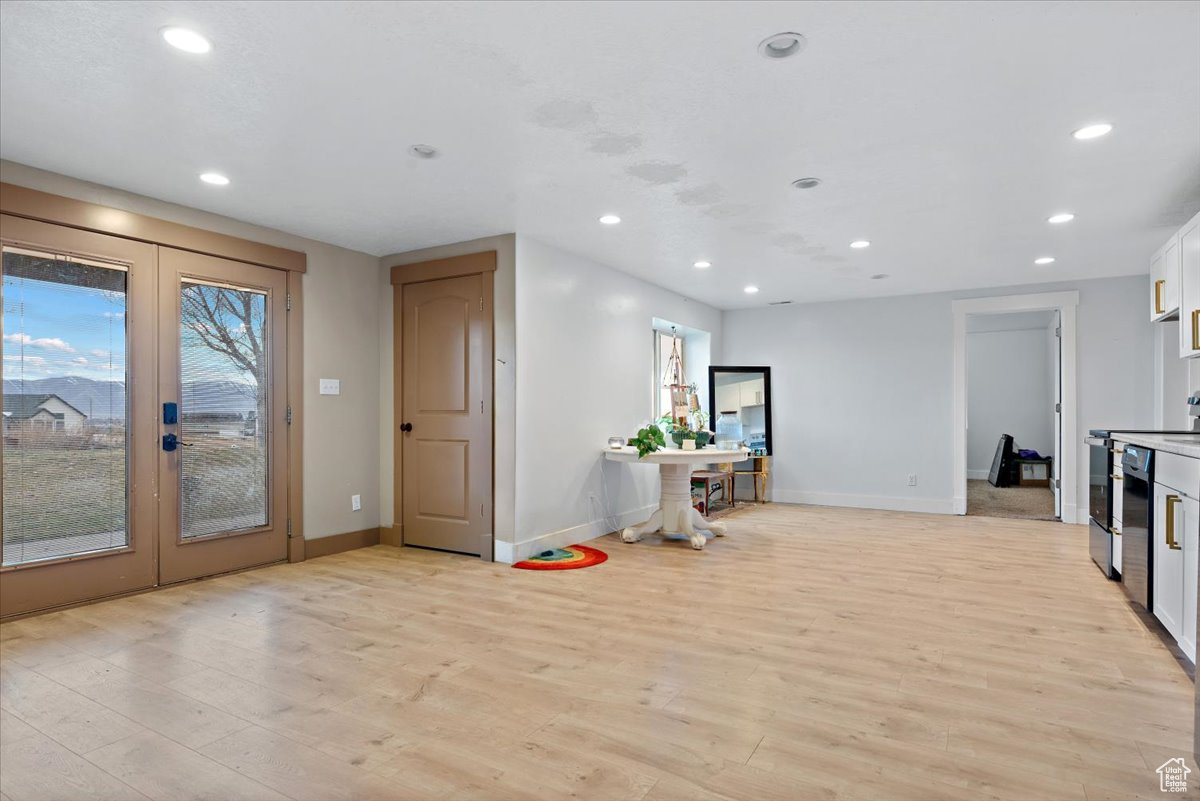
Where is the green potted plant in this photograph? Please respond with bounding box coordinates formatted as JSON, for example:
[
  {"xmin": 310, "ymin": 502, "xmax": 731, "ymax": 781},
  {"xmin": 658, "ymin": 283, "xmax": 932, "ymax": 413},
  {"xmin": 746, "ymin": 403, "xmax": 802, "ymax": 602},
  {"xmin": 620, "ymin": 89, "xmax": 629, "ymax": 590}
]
[{"xmin": 628, "ymin": 423, "xmax": 666, "ymax": 459}]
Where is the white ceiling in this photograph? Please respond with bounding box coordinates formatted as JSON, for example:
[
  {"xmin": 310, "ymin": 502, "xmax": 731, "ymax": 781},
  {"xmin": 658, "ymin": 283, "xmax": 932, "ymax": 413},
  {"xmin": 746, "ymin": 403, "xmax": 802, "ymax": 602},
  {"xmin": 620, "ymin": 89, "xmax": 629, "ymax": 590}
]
[{"xmin": 2, "ymin": 1, "xmax": 1198, "ymax": 310}]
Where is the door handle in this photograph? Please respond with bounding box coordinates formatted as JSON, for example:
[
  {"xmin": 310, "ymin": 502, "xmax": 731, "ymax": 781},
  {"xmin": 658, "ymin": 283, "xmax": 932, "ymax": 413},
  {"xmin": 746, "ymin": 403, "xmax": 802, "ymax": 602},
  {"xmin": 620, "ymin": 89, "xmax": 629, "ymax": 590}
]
[
  {"xmin": 400, "ymin": 422, "xmax": 413, "ymax": 433},
  {"xmin": 162, "ymin": 433, "xmax": 194, "ymax": 452},
  {"xmin": 1166, "ymin": 494, "xmax": 1182, "ymax": 550}
]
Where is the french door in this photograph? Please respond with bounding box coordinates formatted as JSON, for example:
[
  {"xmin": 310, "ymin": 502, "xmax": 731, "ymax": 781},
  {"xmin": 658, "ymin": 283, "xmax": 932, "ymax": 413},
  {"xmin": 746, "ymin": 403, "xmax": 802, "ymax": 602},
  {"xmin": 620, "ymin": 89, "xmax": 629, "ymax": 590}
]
[{"xmin": 1, "ymin": 217, "xmax": 289, "ymax": 616}]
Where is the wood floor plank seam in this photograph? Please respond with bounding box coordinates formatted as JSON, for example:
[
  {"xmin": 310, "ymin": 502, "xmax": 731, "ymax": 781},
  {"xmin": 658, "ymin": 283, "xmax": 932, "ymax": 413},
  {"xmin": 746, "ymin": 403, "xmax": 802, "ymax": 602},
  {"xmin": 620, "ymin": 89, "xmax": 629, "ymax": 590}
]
[{"xmin": 2, "ymin": 503, "xmax": 1196, "ymax": 801}]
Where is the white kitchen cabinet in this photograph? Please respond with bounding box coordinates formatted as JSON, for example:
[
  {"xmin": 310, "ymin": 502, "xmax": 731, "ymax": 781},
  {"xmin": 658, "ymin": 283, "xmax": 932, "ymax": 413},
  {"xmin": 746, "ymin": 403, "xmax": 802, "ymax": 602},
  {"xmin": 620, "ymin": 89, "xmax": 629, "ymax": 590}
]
[
  {"xmin": 1153, "ymin": 451, "xmax": 1200, "ymax": 663},
  {"xmin": 1154, "ymin": 482, "xmax": 1185, "ymax": 643},
  {"xmin": 739, "ymin": 377, "xmax": 765, "ymax": 407},
  {"xmin": 1177, "ymin": 211, "xmax": 1200, "ymax": 359},
  {"xmin": 715, "ymin": 384, "xmax": 740, "ymax": 414},
  {"xmin": 1184, "ymin": 493, "xmax": 1198, "ymax": 662},
  {"xmin": 1151, "ymin": 237, "xmax": 1180, "ymax": 322}
]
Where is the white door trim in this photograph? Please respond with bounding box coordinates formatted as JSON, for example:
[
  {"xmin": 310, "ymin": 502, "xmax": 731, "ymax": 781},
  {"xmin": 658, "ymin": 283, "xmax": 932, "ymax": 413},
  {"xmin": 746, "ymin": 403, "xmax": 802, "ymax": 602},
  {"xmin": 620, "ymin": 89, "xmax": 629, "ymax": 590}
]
[{"xmin": 952, "ymin": 291, "xmax": 1080, "ymax": 522}]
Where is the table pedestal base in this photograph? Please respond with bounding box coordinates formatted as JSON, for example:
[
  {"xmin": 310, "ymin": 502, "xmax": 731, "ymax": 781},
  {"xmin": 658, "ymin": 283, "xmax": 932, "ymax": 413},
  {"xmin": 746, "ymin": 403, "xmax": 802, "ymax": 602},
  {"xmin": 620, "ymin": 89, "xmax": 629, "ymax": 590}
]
[{"xmin": 621, "ymin": 462, "xmax": 727, "ymax": 550}]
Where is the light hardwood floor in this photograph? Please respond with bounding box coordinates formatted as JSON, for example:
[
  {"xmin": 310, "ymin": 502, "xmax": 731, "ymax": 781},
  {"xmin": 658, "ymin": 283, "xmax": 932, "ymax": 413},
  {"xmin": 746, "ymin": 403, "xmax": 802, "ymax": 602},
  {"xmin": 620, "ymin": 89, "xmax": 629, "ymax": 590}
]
[{"xmin": 1, "ymin": 504, "xmax": 1196, "ymax": 801}]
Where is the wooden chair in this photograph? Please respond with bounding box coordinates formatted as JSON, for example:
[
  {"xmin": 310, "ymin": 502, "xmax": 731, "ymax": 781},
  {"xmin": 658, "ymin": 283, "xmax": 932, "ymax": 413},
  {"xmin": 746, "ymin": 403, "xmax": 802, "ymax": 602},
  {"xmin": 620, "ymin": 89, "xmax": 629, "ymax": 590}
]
[
  {"xmin": 691, "ymin": 469, "xmax": 733, "ymax": 515},
  {"xmin": 723, "ymin": 456, "xmax": 769, "ymax": 503}
]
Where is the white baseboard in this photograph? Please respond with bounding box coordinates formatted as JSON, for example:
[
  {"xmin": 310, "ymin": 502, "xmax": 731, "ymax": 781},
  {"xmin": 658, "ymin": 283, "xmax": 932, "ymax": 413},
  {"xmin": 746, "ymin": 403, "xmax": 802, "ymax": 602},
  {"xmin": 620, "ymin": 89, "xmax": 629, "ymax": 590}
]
[
  {"xmin": 966, "ymin": 469, "xmax": 990, "ymax": 480},
  {"xmin": 772, "ymin": 489, "xmax": 956, "ymax": 516},
  {"xmin": 494, "ymin": 504, "xmax": 659, "ymax": 564}
]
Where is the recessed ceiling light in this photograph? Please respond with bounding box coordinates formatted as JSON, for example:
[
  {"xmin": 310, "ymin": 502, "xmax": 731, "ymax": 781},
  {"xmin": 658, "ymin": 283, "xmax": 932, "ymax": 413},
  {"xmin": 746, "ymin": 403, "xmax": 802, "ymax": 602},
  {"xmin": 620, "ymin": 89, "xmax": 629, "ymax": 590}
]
[
  {"xmin": 758, "ymin": 32, "xmax": 807, "ymax": 59},
  {"xmin": 1034, "ymin": 256, "xmax": 1056, "ymax": 265},
  {"xmin": 1072, "ymin": 123, "xmax": 1112, "ymax": 140},
  {"xmin": 409, "ymin": 144, "xmax": 438, "ymax": 159},
  {"xmin": 161, "ymin": 27, "xmax": 211, "ymax": 54},
  {"xmin": 869, "ymin": 273, "xmax": 889, "ymax": 280},
  {"xmin": 744, "ymin": 285, "xmax": 759, "ymax": 294},
  {"xmin": 791, "ymin": 177, "xmax": 821, "ymax": 190},
  {"xmin": 599, "ymin": 214, "xmax": 621, "ymax": 225},
  {"xmin": 199, "ymin": 172, "xmax": 229, "ymax": 186},
  {"xmin": 1047, "ymin": 213, "xmax": 1075, "ymax": 224},
  {"xmin": 850, "ymin": 240, "xmax": 871, "ymax": 249},
  {"xmin": 693, "ymin": 260, "xmax": 711, "ymax": 269}
]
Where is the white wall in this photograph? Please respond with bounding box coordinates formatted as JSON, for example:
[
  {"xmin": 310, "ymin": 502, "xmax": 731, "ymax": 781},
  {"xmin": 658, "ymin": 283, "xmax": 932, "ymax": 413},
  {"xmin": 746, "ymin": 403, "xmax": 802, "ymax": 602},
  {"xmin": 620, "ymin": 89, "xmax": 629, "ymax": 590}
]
[
  {"xmin": 1, "ymin": 161, "xmax": 383, "ymax": 542},
  {"xmin": 966, "ymin": 327, "xmax": 1054, "ymax": 476},
  {"xmin": 512, "ymin": 235, "xmax": 722, "ymax": 561},
  {"xmin": 378, "ymin": 235, "xmax": 517, "ymax": 549},
  {"xmin": 1155, "ymin": 320, "xmax": 1194, "ymax": 429},
  {"xmin": 721, "ymin": 275, "xmax": 1154, "ymax": 518}
]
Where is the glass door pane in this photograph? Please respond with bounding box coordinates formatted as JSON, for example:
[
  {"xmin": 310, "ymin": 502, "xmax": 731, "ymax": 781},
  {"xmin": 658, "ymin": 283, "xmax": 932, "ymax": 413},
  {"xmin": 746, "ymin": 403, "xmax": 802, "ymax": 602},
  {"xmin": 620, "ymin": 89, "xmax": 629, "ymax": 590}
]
[
  {"xmin": 157, "ymin": 248, "xmax": 287, "ymax": 585},
  {"xmin": 2, "ymin": 247, "xmax": 128, "ymax": 565},
  {"xmin": 179, "ymin": 280, "xmax": 269, "ymax": 538},
  {"xmin": 0, "ymin": 215, "xmax": 156, "ymax": 619}
]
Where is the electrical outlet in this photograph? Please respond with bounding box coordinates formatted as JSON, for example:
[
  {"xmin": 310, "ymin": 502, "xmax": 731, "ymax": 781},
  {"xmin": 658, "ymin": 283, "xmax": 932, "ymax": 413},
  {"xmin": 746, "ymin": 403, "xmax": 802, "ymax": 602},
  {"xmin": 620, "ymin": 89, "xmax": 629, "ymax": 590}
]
[
  {"xmin": 319, "ymin": 378, "xmax": 341, "ymax": 396},
  {"xmin": 907, "ymin": 474, "xmax": 918, "ymax": 486},
  {"xmin": 351, "ymin": 494, "xmax": 362, "ymax": 512}
]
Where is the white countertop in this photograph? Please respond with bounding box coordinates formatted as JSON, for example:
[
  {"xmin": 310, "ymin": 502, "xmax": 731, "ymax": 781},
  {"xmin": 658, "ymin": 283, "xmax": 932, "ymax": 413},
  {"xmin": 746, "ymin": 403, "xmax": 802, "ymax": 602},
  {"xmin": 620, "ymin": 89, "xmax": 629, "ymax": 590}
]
[
  {"xmin": 1110, "ymin": 432, "xmax": 1200, "ymax": 459},
  {"xmin": 603, "ymin": 445, "xmax": 749, "ymax": 464}
]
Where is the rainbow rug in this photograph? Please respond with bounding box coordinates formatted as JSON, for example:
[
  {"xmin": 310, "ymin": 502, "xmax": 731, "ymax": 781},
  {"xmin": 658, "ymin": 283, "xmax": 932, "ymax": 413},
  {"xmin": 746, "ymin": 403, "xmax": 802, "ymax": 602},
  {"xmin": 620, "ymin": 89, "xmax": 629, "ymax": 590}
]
[{"xmin": 512, "ymin": 544, "xmax": 608, "ymax": 570}]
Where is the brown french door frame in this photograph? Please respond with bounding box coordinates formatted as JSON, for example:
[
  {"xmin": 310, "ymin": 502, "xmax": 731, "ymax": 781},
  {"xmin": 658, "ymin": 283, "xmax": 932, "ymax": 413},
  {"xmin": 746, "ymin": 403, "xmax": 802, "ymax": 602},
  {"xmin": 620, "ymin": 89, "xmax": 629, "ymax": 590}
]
[
  {"xmin": 0, "ymin": 183, "xmax": 306, "ymax": 619},
  {"xmin": 0, "ymin": 216, "xmax": 158, "ymax": 616},
  {"xmin": 390, "ymin": 251, "xmax": 495, "ymax": 561},
  {"xmin": 156, "ymin": 248, "xmax": 290, "ymax": 585}
]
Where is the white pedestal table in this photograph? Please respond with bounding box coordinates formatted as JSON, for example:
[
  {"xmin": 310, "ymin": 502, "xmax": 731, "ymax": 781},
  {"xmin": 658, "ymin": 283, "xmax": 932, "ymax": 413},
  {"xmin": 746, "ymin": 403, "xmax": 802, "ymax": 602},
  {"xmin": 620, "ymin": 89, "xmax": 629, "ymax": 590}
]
[{"xmin": 603, "ymin": 446, "xmax": 749, "ymax": 550}]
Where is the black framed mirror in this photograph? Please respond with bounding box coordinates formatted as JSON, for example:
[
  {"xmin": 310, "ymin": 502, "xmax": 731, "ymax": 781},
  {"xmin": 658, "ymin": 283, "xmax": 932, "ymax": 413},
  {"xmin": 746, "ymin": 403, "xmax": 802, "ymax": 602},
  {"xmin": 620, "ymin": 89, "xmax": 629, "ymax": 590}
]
[{"xmin": 708, "ymin": 366, "xmax": 772, "ymax": 455}]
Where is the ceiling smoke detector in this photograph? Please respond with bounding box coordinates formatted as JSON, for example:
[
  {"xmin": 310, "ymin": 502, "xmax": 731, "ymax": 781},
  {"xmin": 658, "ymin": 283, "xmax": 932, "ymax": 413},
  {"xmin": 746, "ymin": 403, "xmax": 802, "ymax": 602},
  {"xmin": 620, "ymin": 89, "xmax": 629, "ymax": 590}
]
[
  {"xmin": 759, "ymin": 32, "xmax": 807, "ymax": 59},
  {"xmin": 791, "ymin": 177, "xmax": 821, "ymax": 190}
]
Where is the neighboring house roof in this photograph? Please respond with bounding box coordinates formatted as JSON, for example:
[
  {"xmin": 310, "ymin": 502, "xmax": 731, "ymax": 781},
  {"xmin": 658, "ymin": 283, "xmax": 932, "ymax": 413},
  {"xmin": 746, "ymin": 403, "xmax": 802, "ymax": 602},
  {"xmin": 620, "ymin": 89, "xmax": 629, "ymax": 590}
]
[{"xmin": 2, "ymin": 393, "xmax": 86, "ymax": 419}]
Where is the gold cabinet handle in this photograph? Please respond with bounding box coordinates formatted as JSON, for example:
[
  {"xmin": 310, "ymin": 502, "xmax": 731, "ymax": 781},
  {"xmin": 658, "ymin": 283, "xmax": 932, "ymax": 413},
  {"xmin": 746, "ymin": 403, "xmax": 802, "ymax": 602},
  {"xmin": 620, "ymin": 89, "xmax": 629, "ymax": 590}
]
[
  {"xmin": 1113, "ymin": 523, "xmax": 1121, "ymax": 536},
  {"xmin": 1155, "ymin": 279, "xmax": 1166, "ymax": 315},
  {"xmin": 1111, "ymin": 473, "xmax": 1123, "ymax": 481},
  {"xmin": 1166, "ymin": 494, "xmax": 1182, "ymax": 550},
  {"xmin": 1192, "ymin": 308, "xmax": 1199, "ymax": 351}
]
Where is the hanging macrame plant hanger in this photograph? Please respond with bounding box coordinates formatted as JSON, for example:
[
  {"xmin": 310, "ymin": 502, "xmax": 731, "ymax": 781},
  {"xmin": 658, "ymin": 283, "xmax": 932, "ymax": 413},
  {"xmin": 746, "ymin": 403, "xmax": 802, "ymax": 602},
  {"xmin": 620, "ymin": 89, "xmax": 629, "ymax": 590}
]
[{"xmin": 662, "ymin": 327, "xmax": 689, "ymax": 427}]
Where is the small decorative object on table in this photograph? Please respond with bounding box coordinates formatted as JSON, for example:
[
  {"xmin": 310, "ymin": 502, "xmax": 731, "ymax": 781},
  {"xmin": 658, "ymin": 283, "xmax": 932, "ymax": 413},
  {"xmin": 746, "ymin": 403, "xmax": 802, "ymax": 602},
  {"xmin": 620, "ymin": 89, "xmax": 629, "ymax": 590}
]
[{"xmin": 607, "ymin": 436, "xmax": 626, "ymax": 449}]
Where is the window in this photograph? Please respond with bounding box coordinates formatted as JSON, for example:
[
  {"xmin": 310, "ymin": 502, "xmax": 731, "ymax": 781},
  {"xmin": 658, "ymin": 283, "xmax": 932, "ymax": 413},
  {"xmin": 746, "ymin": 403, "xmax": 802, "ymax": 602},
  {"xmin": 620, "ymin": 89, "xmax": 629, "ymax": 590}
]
[{"xmin": 653, "ymin": 329, "xmax": 685, "ymax": 420}]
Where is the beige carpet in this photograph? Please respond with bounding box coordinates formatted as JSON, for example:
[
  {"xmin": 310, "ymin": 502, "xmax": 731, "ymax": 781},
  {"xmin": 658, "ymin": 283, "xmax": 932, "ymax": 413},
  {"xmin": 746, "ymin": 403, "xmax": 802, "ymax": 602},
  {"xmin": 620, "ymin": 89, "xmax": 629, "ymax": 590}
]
[{"xmin": 967, "ymin": 479, "xmax": 1057, "ymax": 520}]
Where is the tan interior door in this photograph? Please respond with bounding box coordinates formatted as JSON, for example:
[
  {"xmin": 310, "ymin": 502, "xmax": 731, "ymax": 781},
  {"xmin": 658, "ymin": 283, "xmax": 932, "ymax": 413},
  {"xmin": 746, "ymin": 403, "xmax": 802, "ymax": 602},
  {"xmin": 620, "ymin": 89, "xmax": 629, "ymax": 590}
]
[
  {"xmin": 157, "ymin": 248, "xmax": 288, "ymax": 584},
  {"xmin": 401, "ymin": 274, "xmax": 492, "ymax": 556},
  {"xmin": 0, "ymin": 216, "xmax": 157, "ymax": 617}
]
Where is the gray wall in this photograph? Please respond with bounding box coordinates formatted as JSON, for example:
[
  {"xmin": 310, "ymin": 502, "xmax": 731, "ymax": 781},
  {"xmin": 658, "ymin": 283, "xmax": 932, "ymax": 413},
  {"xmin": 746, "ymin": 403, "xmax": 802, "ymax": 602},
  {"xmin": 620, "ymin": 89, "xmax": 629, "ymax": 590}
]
[
  {"xmin": 721, "ymin": 275, "xmax": 1154, "ymax": 518},
  {"xmin": 967, "ymin": 327, "xmax": 1055, "ymax": 475}
]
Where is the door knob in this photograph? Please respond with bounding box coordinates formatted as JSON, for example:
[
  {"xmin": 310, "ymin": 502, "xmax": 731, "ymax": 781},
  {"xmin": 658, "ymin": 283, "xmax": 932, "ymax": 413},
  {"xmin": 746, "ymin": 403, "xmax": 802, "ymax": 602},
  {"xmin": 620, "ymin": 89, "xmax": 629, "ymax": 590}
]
[{"xmin": 400, "ymin": 422, "xmax": 413, "ymax": 433}]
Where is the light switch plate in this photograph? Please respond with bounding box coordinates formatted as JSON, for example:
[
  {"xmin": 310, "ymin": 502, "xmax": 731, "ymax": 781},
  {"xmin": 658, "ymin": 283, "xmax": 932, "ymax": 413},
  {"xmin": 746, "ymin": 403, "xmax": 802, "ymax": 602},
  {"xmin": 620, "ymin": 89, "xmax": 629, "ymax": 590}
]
[
  {"xmin": 351, "ymin": 494, "xmax": 362, "ymax": 512},
  {"xmin": 319, "ymin": 378, "xmax": 340, "ymax": 396}
]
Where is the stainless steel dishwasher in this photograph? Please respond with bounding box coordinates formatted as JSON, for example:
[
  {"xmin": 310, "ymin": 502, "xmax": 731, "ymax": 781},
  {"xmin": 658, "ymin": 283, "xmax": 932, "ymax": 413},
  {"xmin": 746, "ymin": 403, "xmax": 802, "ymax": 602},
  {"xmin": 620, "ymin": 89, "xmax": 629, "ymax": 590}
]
[{"xmin": 1120, "ymin": 445, "xmax": 1153, "ymax": 612}]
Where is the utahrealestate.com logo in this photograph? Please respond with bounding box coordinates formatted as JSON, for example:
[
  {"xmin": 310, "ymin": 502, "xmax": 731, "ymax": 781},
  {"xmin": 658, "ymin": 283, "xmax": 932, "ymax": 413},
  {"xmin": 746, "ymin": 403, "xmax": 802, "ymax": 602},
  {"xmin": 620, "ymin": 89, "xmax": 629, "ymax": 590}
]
[{"xmin": 1157, "ymin": 758, "xmax": 1192, "ymax": 793}]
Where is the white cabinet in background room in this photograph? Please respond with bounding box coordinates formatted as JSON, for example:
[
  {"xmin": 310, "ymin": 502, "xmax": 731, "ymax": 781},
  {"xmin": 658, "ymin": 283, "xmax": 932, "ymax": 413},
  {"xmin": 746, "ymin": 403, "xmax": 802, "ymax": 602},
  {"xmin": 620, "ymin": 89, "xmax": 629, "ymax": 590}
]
[
  {"xmin": 1152, "ymin": 452, "xmax": 1199, "ymax": 663},
  {"xmin": 740, "ymin": 377, "xmax": 765, "ymax": 407},
  {"xmin": 1151, "ymin": 234, "xmax": 1182, "ymax": 322},
  {"xmin": 715, "ymin": 384, "xmax": 740, "ymax": 414},
  {"xmin": 1178, "ymin": 211, "xmax": 1200, "ymax": 359}
]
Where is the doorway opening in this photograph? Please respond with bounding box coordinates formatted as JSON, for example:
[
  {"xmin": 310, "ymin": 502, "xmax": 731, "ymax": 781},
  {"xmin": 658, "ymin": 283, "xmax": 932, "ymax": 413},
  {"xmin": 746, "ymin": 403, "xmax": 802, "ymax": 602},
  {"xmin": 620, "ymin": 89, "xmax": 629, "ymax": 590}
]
[
  {"xmin": 952, "ymin": 291, "xmax": 1079, "ymax": 523},
  {"xmin": 964, "ymin": 310, "xmax": 1060, "ymax": 520}
]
